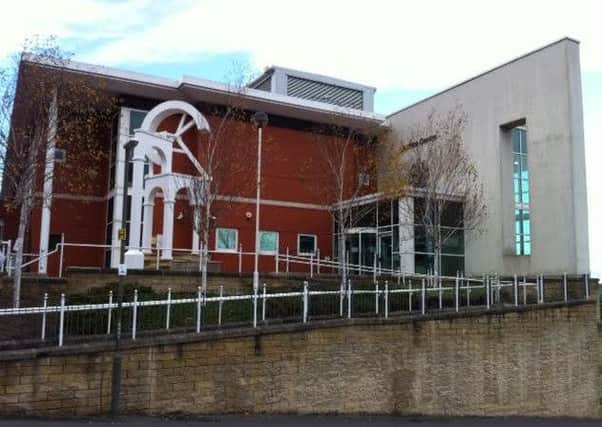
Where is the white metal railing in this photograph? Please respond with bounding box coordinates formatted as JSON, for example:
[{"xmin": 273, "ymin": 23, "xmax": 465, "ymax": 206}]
[
  {"xmin": 12, "ymin": 238, "xmax": 475, "ymax": 284},
  {"xmin": 0, "ymin": 272, "xmax": 593, "ymax": 349},
  {"xmin": 1, "ymin": 240, "xmax": 594, "ymax": 308}
]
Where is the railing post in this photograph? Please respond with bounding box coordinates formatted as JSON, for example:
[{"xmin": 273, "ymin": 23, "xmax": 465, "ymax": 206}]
[
  {"xmin": 384, "ymin": 281, "xmax": 389, "ymax": 319},
  {"xmin": 317, "ymin": 248, "xmax": 320, "ymax": 275},
  {"xmin": 58, "ymin": 233, "xmax": 65, "ymax": 278},
  {"xmin": 584, "ymin": 273, "xmax": 590, "ymax": 300},
  {"xmin": 540, "ymin": 275, "xmax": 545, "ymax": 303},
  {"xmin": 421, "ymin": 279, "xmax": 426, "ymax": 315},
  {"xmin": 196, "ymin": 287, "xmax": 202, "ymax": 333},
  {"xmin": 514, "ymin": 274, "xmax": 518, "ymax": 306},
  {"xmin": 58, "ymin": 293, "xmax": 65, "ymax": 347},
  {"xmin": 408, "ymin": 280, "xmax": 413, "ymax": 313},
  {"xmin": 455, "ymin": 272, "xmax": 459, "ymax": 313},
  {"xmin": 132, "ymin": 289, "xmax": 138, "ymax": 340},
  {"xmin": 303, "ymin": 281, "xmax": 308, "ymax": 323},
  {"xmin": 238, "ymin": 244, "xmax": 243, "ymax": 275},
  {"xmin": 286, "ymin": 247, "xmax": 290, "ymax": 274},
  {"xmin": 375, "ymin": 282, "xmax": 379, "ymax": 315},
  {"xmin": 486, "ymin": 275, "xmax": 490, "ymax": 310},
  {"xmin": 253, "ymin": 283, "xmax": 258, "ymax": 328},
  {"xmin": 563, "ymin": 272, "xmax": 568, "ymax": 302},
  {"xmin": 438, "ymin": 275, "xmax": 443, "ymax": 309},
  {"xmin": 339, "ymin": 281, "xmax": 344, "ymax": 317},
  {"xmin": 347, "ymin": 279, "xmax": 352, "ymax": 319},
  {"xmin": 310, "ymin": 254, "xmax": 314, "ymax": 278},
  {"xmin": 218, "ymin": 285, "xmax": 224, "ymax": 326},
  {"xmin": 262, "ymin": 283, "xmax": 267, "ymax": 322},
  {"xmin": 463, "ymin": 273, "xmax": 469, "ymax": 307},
  {"xmin": 107, "ymin": 290, "xmax": 113, "ymax": 335},
  {"xmin": 275, "ymin": 252, "xmax": 279, "ymax": 274},
  {"xmin": 41, "ymin": 293, "xmax": 48, "ymax": 340},
  {"xmin": 165, "ymin": 288, "xmax": 171, "ymax": 330}
]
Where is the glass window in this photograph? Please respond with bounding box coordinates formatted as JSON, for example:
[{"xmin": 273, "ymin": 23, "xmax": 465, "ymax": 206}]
[
  {"xmin": 441, "ymin": 256, "xmax": 464, "ymax": 276},
  {"xmin": 441, "ymin": 201, "xmax": 463, "ymax": 228},
  {"xmin": 298, "ymin": 234, "xmax": 317, "ymax": 255},
  {"xmin": 377, "ymin": 201, "xmax": 392, "ymax": 228},
  {"xmin": 441, "ymin": 228, "xmax": 464, "ymax": 255},
  {"xmin": 129, "ymin": 110, "xmax": 147, "ymax": 135},
  {"xmin": 259, "ymin": 231, "xmax": 279, "ymax": 254},
  {"xmin": 512, "ymin": 127, "xmax": 531, "ymax": 256},
  {"xmin": 216, "ymin": 228, "xmax": 238, "ymax": 252},
  {"xmin": 415, "ymin": 254, "xmax": 434, "ymax": 275}
]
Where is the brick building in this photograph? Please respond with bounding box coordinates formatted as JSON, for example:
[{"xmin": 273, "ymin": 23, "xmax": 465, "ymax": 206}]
[{"xmin": 0, "ymin": 38, "xmax": 591, "ymax": 277}]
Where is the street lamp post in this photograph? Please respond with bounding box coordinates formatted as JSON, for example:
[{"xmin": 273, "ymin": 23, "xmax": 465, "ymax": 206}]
[
  {"xmin": 111, "ymin": 138, "xmax": 138, "ymax": 418},
  {"xmin": 252, "ymin": 112, "xmax": 268, "ymax": 294}
]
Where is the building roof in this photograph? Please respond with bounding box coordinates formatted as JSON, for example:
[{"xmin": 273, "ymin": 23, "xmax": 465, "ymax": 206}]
[
  {"xmin": 22, "ymin": 54, "xmax": 386, "ymax": 132},
  {"xmin": 249, "ymin": 65, "xmax": 377, "ymax": 93}
]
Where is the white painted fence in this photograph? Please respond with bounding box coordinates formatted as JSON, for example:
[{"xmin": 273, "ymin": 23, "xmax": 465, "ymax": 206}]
[{"xmin": 0, "ymin": 273, "xmax": 592, "ymax": 349}]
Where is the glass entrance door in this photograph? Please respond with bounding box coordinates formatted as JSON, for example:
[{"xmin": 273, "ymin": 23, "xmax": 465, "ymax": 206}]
[
  {"xmin": 378, "ymin": 233, "xmax": 392, "ymax": 271},
  {"xmin": 345, "ymin": 228, "xmax": 377, "ymax": 274}
]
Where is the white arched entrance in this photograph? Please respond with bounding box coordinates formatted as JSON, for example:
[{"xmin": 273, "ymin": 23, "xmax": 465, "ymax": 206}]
[{"xmin": 125, "ymin": 100, "xmax": 210, "ymax": 268}]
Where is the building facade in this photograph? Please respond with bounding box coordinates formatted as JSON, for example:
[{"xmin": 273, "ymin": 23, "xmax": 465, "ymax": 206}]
[{"xmin": 1, "ymin": 38, "xmax": 590, "ymax": 277}]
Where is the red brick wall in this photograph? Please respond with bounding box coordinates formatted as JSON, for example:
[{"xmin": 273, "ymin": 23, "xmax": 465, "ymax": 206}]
[{"xmin": 7, "ymin": 105, "xmax": 363, "ymax": 275}]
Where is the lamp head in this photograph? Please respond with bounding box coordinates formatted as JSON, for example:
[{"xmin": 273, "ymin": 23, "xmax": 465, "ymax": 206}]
[
  {"xmin": 124, "ymin": 139, "xmax": 138, "ymax": 152},
  {"xmin": 251, "ymin": 111, "xmax": 268, "ymax": 129}
]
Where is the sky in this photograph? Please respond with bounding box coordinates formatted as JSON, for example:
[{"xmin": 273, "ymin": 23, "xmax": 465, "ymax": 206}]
[{"xmin": 1, "ymin": 0, "xmax": 600, "ymax": 275}]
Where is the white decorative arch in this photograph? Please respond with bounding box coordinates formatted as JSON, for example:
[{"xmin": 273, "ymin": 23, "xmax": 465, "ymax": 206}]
[
  {"xmin": 140, "ymin": 100, "xmax": 211, "ymax": 134},
  {"xmin": 128, "ymin": 101, "xmax": 212, "ymax": 264}
]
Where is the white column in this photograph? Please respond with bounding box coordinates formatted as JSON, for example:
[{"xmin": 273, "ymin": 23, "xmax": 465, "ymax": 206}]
[
  {"xmin": 192, "ymin": 230, "xmax": 200, "ymax": 254},
  {"xmin": 38, "ymin": 93, "xmax": 58, "ymax": 274},
  {"xmin": 161, "ymin": 200, "xmax": 175, "ymax": 260},
  {"xmin": 141, "ymin": 201, "xmax": 154, "ymax": 254},
  {"xmin": 399, "ymin": 197, "xmax": 415, "ymax": 274},
  {"xmin": 128, "ymin": 149, "xmax": 145, "ymax": 250},
  {"xmin": 191, "ymin": 205, "xmax": 200, "ymax": 254},
  {"xmin": 110, "ymin": 109, "xmax": 130, "ymax": 268}
]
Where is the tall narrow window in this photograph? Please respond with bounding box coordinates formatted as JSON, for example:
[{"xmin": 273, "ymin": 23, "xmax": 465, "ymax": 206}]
[{"xmin": 512, "ymin": 128, "xmax": 531, "ymax": 255}]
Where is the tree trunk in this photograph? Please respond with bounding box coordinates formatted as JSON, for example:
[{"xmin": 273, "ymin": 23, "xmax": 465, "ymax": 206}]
[
  {"xmin": 201, "ymin": 203, "xmax": 211, "ymax": 293},
  {"xmin": 337, "ymin": 208, "xmax": 347, "ymax": 288},
  {"xmin": 13, "ymin": 193, "xmax": 33, "ymax": 308}
]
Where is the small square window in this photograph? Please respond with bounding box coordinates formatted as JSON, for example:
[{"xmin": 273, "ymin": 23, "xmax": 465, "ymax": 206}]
[
  {"xmin": 54, "ymin": 148, "xmax": 66, "ymax": 163},
  {"xmin": 216, "ymin": 228, "xmax": 238, "ymax": 252},
  {"xmin": 358, "ymin": 173, "xmax": 370, "ymax": 187},
  {"xmin": 259, "ymin": 231, "xmax": 279, "ymax": 254},
  {"xmin": 298, "ymin": 234, "xmax": 317, "ymax": 255}
]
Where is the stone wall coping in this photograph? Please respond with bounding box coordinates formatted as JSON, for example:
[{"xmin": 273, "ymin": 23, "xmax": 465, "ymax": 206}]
[{"xmin": 0, "ymin": 299, "xmax": 595, "ymax": 362}]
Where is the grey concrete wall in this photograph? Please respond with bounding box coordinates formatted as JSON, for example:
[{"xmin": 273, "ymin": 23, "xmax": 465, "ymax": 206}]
[{"xmin": 387, "ymin": 38, "xmax": 589, "ymax": 276}]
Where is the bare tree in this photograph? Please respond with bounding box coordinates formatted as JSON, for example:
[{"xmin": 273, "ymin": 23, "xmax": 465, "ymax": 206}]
[
  {"xmin": 304, "ymin": 120, "xmax": 380, "ymax": 286},
  {"xmin": 383, "ymin": 107, "xmax": 486, "ymax": 276},
  {"xmin": 0, "ymin": 37, "xmax": 115, "ymax": 306},
  {"xmin": 183, "ymin": 69, "xmax": 259, "ymax": 291}
]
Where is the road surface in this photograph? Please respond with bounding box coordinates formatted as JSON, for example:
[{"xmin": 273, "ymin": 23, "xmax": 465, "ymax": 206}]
[{"xmin": 0, "ymin": 416, "xmax": 600, "ymax": 426}]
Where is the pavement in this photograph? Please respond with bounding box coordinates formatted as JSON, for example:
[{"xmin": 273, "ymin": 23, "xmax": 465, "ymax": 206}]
[{"xmin": 0, "ymin": 416, "xmax": 600, "ymax": 426}]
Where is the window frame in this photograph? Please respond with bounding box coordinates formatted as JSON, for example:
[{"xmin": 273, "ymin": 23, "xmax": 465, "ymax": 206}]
[
  {"xmin": 297, "ymin": 234, "xmax": 318, "ymax": 256},
  {"xmin": 511, "ymin": 127, "xmax": 531, "ymax": 256},
  {"xmin": 215, "ymin": 228, "xmax": 239, "ymax": 253},
  {"xmin": 259, "ymin": 231, "xmax": 279, "ymax": 255}
]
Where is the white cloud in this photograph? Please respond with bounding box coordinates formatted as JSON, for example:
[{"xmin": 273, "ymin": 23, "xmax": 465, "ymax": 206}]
[
  {"xmin": 0, "ymin": 0, "xmax": 165, "ymax": 59},
  {"xmin": 3, "ymin": 0, "xmax": 601, "ymax": 91},
  {"xmin": 2, "ymin": 0, "xmax": 601, "ymax": 274},
  {"xmin": 75, "ymin": 0, "xmax": 602, "ymax": 91}
]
